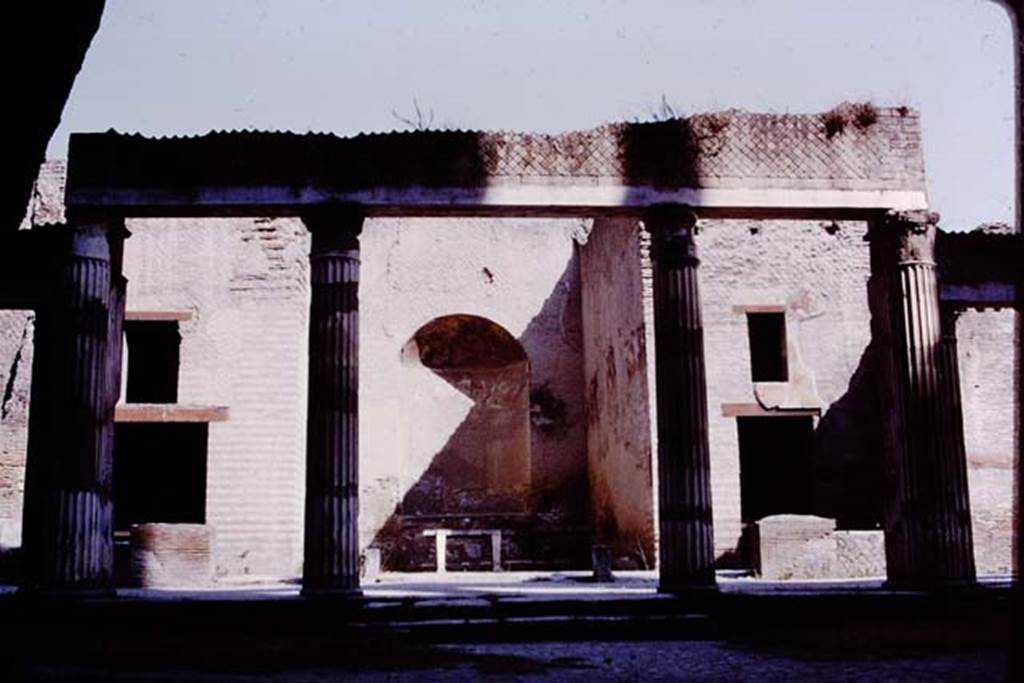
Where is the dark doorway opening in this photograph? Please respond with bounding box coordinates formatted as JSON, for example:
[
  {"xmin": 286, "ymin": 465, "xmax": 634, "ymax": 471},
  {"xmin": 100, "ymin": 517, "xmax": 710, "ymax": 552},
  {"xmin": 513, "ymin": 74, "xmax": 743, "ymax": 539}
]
[
  {"xmin": 112, "ymin": 422, "xmax": 208, "ymax": 532},
  {"xmin": 738, "ymin": 416, "xmax": 816, "ymax": 522},
  {"xmin": 736, "ymin": 415, "xmax": 816, "ymax": 566}
]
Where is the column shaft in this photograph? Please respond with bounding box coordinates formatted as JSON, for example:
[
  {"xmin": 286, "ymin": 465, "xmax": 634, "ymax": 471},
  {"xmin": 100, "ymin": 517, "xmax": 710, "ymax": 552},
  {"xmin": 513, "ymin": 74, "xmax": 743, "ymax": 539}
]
[
  {"xmin": 646, "ymin": 205, "xmax": 716, "ymax": 591},
  {"xmin": 936, "ymin": 307, "xmax": 974, "ymax": 577},
  {"xmin": 21, "ymin": 218, "xmax": 126, "ymax": 594},
  {"xmin": 870, "ymin": 210, "xmax": 975, "ymax": 588},
  {"xmin": 301, "ymin": 207, "xmax": 363, "ymax": 596}
]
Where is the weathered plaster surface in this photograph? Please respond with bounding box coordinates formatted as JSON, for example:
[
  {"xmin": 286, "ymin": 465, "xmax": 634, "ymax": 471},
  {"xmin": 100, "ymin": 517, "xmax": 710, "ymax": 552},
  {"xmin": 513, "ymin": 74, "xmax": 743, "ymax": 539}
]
[{"xmin": 579, "ymin": 217, "xmax": 656, "ymax": 568}]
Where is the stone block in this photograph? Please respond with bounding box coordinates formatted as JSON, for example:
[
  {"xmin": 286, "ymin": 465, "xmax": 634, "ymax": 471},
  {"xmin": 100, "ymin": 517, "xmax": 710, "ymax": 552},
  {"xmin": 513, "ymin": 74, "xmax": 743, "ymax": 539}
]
[
  {"xmin": 758, "ymin": 515, "xmax": 887, "ymax": 579},
  {"xmin": 832, "ymin": 530, "xmax": 886, "ymax": 578},
  {"xmin": 130, "ymin": 523, "xmax": 214, "ymax": 588},
  {"xmin": 758, "ymin": 514, "xmax": 835, "ymax": 580}
]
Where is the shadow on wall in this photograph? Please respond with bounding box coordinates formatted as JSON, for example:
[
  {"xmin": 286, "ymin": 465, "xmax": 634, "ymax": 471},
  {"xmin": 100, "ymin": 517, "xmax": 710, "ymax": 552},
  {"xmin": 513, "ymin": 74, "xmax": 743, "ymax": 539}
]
[
  {"xmin": 397, "ymin": 315, "xmax": 532, "ymax": 517},
  {"xmin": 811, "ymin": 343, "xmax": 886, "ymax": 529},
  {"xmin": 372, "ymin": 255, "xmax": 590, "ymax": 572}
]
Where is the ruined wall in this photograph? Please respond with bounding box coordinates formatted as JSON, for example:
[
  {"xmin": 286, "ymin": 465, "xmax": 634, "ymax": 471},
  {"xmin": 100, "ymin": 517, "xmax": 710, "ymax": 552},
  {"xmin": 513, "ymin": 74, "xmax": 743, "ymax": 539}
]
[
  {"xmin": 579, "ymin": 217, "xmax": 656, "ymax": 568},
  {"xmin": 123, "ymin": 216, "xmax": 311, "ymax": 579},
  {"xmin": 0, "ymin": 156, "xmax": 1015, "ymax": 581},
  {"xmin": 360, "ymin": 217, "xmax": 589, "ymax": 568},
  {"xmin": 957, "ymin": 308, "xmax": 1017, "ymax": 576}
]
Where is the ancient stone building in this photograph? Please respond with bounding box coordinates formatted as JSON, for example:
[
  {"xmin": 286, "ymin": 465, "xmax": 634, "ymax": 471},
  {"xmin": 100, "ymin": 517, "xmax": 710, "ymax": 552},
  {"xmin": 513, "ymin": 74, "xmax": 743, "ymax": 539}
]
[{"xmin": 0, "ymin": 104, "xmax": 1017, "ymax": 591}]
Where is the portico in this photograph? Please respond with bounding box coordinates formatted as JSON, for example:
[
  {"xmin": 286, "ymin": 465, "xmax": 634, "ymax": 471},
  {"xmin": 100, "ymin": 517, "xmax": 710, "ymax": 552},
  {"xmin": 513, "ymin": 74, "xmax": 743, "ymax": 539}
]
[{"xmin": 2, "ymin": 108, "xmax": 983, "ymax": 596}]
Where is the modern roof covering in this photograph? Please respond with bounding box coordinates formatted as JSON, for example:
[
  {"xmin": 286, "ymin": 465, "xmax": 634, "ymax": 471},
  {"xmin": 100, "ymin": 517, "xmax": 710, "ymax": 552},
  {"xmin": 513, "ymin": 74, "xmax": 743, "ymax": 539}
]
[{"xmin": 65, "ymin": 104, "xmax": 926, "ymax": 216}]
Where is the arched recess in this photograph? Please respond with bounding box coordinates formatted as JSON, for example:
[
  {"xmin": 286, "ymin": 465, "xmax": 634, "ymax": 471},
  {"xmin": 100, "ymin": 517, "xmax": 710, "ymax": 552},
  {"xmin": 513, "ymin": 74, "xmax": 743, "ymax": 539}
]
[{"xmin": 399, "ymin": 314, "xmax": 531, "ymax": 514}]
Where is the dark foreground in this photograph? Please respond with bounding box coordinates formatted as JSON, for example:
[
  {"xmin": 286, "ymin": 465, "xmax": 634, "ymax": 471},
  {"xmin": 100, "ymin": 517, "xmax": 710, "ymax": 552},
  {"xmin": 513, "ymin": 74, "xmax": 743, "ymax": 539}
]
[{"xmin": 0, "ymin": 578, "xmax": 1016, "ymax": 681}]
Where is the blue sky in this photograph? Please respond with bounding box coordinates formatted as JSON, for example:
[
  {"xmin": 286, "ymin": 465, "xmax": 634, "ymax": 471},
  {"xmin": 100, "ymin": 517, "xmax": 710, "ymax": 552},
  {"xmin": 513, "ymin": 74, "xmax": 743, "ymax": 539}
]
[{"xmin": 50, "ymin": 0, "xmax": 1015, "ymax": 229}]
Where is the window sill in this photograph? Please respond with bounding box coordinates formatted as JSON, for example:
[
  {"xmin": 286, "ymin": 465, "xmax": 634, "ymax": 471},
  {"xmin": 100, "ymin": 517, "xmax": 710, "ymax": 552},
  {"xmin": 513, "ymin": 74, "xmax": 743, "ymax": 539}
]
[
  {"xmin": 115, "ymin": 403, "xmax": 229, "ymax": 423},
  {"xmin": 721, "ymin": 402, "xmax": 821, "ymax": 418}
]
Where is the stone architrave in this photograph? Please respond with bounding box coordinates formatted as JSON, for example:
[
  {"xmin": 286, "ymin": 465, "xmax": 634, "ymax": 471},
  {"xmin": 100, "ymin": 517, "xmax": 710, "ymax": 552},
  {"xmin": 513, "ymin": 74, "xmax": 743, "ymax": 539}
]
[
  {"xmin": 868, "ymin": 210, "xmax": 975, "ymax": 588},
  {"xmin": 645, "ymin": 204, "xmax": 716, "ymax": 591},
  {"xmin": 20, "ymin": 215, "xmax": 127, "ymax": 594},
  {"xmin": 300, "ymin": 205, "xmax": 364, "ymax": 597}
]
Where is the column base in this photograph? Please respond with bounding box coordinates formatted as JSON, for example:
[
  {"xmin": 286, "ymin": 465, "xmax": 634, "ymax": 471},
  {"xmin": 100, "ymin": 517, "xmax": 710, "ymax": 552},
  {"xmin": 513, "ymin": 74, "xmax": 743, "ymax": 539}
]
[
  {"xmin": 657, "ymin": 581, "xmax": 719, "ymax": 597},
  {"xmin": 300, "ymin": 586, "xmax": 364, "ymax": 600},
  {"xmin": 882, "ymin": 577, "xmax": 978, "ymax": 593},
  {"xmin": 16, "ymin": 585, "xmax": 117, "ymax": 600}
]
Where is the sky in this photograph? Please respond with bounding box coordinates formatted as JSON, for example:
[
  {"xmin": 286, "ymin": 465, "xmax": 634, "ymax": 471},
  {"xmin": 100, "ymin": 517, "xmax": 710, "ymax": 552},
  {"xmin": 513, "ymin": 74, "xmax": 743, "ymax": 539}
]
[{"xmin": 49, "ymin": 0, "xmax": 1015, "ymax": 230}]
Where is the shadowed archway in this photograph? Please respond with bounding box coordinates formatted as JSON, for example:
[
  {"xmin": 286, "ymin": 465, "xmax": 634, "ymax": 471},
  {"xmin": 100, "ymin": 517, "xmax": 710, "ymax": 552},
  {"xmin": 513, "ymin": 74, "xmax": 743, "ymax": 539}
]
[{"xmin": 399, "ymin": 314, "xmax": 532, "ymax": 514}]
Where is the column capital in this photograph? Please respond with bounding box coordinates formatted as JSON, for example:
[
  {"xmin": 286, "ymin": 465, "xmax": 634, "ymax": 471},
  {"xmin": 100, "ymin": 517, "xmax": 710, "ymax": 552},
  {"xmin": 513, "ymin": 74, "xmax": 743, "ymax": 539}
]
[
  {"xmin": 644, "ymin": 203, "xmax": 699, "ymax": 264},
  {"xmin": 52, "ymin": 213, "xmax": 129, "ymax": 265},
  {"xmin": 884, "ymin": 209, "xmax": 940, "ymax": 231},
  {"xmin": 869, "ymin": 209, "xmax": 939, "ymax": 269},
  {"xmin": 301, "ymin": 203, "xmax": 365, "ymax": 253},
  {"xmin": 65, "ymin": 209, "xmax": 130, "ymax": 240}
]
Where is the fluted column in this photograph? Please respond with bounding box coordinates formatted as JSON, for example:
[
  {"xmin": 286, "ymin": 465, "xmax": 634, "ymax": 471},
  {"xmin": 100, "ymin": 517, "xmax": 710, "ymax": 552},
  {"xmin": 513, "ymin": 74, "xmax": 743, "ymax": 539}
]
[
  {"xmin": 300, "ymin": 205, "xmax": 363, "ymax": 597},
  {"xmin": 645, "ymin": 204, "xmax": 716, "ymax": 592},
  {"xmin": 869, "ymin": 210, "xmax": 975, "ymax": 588},
  {"xmin": 937, "ymin": 306, "xmax": 974, "ymax": 577},
  {"xmin": 20, "ymin": 215, "xmax": 127, "ymax": 595}
]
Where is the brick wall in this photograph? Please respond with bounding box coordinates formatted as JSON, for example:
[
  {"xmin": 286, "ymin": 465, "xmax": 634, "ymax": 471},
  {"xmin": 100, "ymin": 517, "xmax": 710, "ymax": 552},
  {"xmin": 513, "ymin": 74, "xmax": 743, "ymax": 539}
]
[
  {"xmin": 123, "ymin": 216, "xmax": 310, "ymax": 579},
  {"xmin": 676, "ymin": 219, "xmax": 877, "ymax": 563},
  {"xmin": 957, "ymin": 308, "xmax": 1017, "ymax": 576}
]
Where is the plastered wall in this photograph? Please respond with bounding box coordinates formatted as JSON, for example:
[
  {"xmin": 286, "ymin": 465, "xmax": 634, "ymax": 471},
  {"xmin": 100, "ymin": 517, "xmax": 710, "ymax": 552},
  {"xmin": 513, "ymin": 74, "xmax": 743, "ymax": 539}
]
[
  {"xmin": 579, "ymin": 217, "xmax": 656, "ymax": 568},
  {"xmin": 359, "ymin": 217, "xmax": 589, "ymax": 561}
]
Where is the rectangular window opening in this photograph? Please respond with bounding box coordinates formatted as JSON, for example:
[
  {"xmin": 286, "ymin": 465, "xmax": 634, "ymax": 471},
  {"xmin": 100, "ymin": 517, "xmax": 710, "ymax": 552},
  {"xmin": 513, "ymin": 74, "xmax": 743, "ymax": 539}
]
[
  {"xmin": 746, "ymin": 312, "xmax": 788, "ymax": 382},
  {"xmin": 125, "ymin": 320, "xmax": 180, "ymax": 403}
]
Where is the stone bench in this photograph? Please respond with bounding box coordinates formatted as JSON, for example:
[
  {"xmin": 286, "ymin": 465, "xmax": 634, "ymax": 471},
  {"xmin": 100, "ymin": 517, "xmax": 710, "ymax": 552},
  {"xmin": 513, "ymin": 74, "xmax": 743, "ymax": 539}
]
[{"xmin": 422, "ymin": 529, "xmax": 503, "ymax": 573}]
